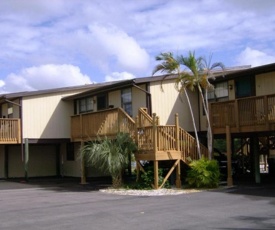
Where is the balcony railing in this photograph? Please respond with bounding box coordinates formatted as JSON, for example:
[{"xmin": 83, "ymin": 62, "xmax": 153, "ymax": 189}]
[
  {"xmin": 71, "ymin": 107, "xmax": 136, "ymax": 142},
  {"xmin": 0, "ymin": 119, "xmax": 21, "ymax": 144},
  {"xmin": 210, "ymin": 94, "xmax": 275, "ymax": 134}
]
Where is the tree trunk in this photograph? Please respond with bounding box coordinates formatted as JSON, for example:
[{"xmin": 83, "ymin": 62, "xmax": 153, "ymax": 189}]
[
  {"xmin": 112, "ymin": 174, "xmax": 122, "ymax": 188},
  {"xmin": 183, "ymin": 88, "xmax": 201, "ymax": 159},
  {"xmin": 198, "ymin": 85, "xmax": 212, "ymax": 159}
]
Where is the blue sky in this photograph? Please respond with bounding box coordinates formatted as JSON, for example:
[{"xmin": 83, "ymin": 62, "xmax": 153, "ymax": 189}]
[{"xmin": 0, "ymin": 0, "xmax": 275, "ymax": 93}]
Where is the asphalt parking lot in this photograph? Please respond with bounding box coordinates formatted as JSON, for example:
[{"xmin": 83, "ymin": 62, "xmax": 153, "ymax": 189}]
[{"xmin": 0, "ymin": 178, "xmax": 275, "ymax": 230}]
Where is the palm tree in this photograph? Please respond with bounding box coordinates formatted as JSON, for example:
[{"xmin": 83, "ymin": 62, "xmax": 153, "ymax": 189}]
[
  {"xmin": 80, "ymin": 132, "xmax": 137, "ymax": 188},
  {"xmin": 178, "ymin": 51, "xmax": 225, "ymax": 159},
  {"xmin": 152, "ymin": 52, "xmax": 202, "ymax": 158}
]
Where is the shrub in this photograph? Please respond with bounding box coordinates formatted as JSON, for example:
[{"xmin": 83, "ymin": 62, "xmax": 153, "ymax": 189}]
[
  {"xmin": 186, "ymin": 157, "xmax": 220, "ymax": 188},
  {"xmin": 125, "ymin": 166, "xmax": 170, "ymax": 190}
]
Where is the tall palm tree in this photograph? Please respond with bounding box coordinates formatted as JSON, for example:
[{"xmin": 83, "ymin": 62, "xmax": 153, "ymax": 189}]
[
  {"xmin": 178, "ymin": 51, "xmax": 225, "ymax": 159},
  {"xmin": 152, "ymin": 52, "xmax": 202, "ymax": 158},
  {"xmin": 80, "ymin": 132, "xmax": 137, "ymax": 188}
]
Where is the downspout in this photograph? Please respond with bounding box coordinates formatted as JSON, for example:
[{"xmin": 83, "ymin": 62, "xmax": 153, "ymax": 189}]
[{"xmin": 132, "ymin": 83, "xmax": 152, "ymax": 116}]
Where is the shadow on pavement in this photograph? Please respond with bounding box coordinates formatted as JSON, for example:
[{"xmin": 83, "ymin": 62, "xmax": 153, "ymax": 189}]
[
  {"xmin": 213, "ymin": 174, "xmax": 275, "ymax": 198},
  {"xmin": 0, "ymin": 177, "xmax": 112, "ymax": 192}
]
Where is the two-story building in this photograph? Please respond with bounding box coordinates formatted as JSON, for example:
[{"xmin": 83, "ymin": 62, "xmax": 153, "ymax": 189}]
[{"xmin": 1, "ymin": 62, "xmax": 274, "ymax": 187}]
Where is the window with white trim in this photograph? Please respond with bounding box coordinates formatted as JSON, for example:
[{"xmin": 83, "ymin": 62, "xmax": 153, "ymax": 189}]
[
  {"xmin": 79, "ymin": 97, "xmax": 93, "ymax": 113},
  {"xmin": 208, "ymin": 82, "xmax": 229, "ymax": 102}
]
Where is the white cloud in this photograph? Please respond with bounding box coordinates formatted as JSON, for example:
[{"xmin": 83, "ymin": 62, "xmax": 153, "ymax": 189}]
[
  {"xmin": 88, "ymin": 23, "xmax": 150, "ymax": 73},
  {"xmin": 0, "ymin": 64, "xmax": 92, "ymax": 93},
  {"xmin": 105, "ymin": 72, "xmax": 135, "ymax": 82},
  {"xmin": 236, "ymin": 47, "xmax": 275, "ymax": 67}
]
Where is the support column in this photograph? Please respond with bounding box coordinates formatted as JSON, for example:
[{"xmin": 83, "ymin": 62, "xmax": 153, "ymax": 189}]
[
  {"xmin": 4, "ymin": 145, "xmax": 8, "ymax": 179},
  {"xmin": 136, "ymin": 160, "xmax": 140, "ymax": 182},
  {"xmin": 226, "ymin": 126, "xmax": 233, "ymax": 186},
  {"xmin": 24, "ymin": 138, "xmax": 29, "ymax": 182},
  {"xmin": 251, "ymin": 136, "xmax": 261, "ymax": 184},
  {"xmin": 175, "ymin": 161, "xmax": 181, "ymax": 188},
  {"xmin": 56, "ymin": 144, "xmax": 61, "ymax": 177},
  {"xmin": 80, "ymin": 141, "xmax": 87, "ymax": 184},
  {"xmin": 154, "ymin": 160, "xmax": 159, "ymax": 189}
]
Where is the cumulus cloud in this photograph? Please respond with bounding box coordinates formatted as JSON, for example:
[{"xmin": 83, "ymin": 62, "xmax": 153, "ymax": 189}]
[
  {"xmin": 105, "ymin": 72, "xmax": 135, "ymax": 82},
  {"xmin": 0, "ymin": 64, "xmax": 92, "ymax": 93},
  {"xmin": 236, "ymin": 47, "xmax": 275, "ymax": 67},
  {"xmin": 88, "ymin": 23, "xmax": 150, "ymax": 72}
]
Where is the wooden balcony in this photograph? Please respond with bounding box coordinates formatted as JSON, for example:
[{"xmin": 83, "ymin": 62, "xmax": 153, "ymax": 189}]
[
  {"xmin": 71, "ymin": 107, "xmax": 136, "ymax": 142},
  {"xmin": 210, "ymin": 94, "xmax": 275, "ymax": 134},
  {"xmin": 0, "ymin": 119, "xmax": 21, "ymax": 144}
]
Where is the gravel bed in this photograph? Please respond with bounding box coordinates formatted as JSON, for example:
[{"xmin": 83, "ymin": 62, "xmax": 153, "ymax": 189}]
[{"xmin": 100, "ymin": 188, "xmax": 201, "ymax": 196}]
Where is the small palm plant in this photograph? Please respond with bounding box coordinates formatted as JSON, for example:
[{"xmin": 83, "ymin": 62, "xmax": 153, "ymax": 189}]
[
  {"xmin": 80, "ymin": 132, "xmax": 137, "ymax": 188},
  {"xmin": 186, "ymin": 157, "xmax": 220, "ymax": 188}
]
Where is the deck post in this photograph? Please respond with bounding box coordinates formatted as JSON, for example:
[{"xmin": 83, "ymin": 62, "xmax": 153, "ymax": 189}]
[
  {"xmin": 24, "ymin": 138, "xmax": 29, "ymax": 182},
  {"xmin": 263, "ymin": 95, "xmax": 269, "ymax": 130},
  {"xmin": 251, "ymin": 136, "xmax": 261, "ymax": 184},
  {"xmin": 136, "ymin": 160, "xmax": 140, "ymax": 182},
  {"xmin": 175, "ymin": 113, "xmax": 180, "ymax": 151},
  {"xmin": 175, "ymin": 160, "xmax": 181, "ymax": 188},
  {"xmin": 154, "ymin": 160, "xmax": 159, "ymax": 189},
  {"xmin": 226, "ymin": 126, "xmax": 233, "ymax": 186},
  {"xmin": 152, "ymin": 113, "xmax": 159, "ymax": 189},
  {"xmin": 152, "ymin": 113, "xmax": 158, "ymax": 153},
  {"xmin": 80, "ymin": 141, "xmax": 87, "ymax": 184}
]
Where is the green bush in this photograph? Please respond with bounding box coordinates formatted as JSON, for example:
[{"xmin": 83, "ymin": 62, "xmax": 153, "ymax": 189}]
[
  {"xmin": 125, "ymin": 166, "xmax": 170, "ymax": 190},
  {"xmin": 186, "ymin": 157, "xmax": 220, "ymax": 188}
]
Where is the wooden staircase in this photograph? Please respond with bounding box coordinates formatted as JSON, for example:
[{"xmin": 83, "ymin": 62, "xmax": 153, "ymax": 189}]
[
  {"xmin": 134, "ymin": 108, "xmax": 208, "ymax": 162},
  {"xmin": 71, "ymin": 107, "xmax": 208, "ymax": 189},
  {"xmin": 134, "ymin": 108, "xmax": 208, "ymax": 189}
]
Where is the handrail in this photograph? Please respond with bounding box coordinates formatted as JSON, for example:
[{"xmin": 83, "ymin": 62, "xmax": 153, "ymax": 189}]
[
  {"xmin": 178, "ymin": 127, "xmax": 208, "ymax": 161},
  {"xmin": 137, "ymin": 107, "xmax": 154, "ymax": 128},
  {"xmin": 136, "ymin": 124, "xmax": 208, "ymax": 162}
]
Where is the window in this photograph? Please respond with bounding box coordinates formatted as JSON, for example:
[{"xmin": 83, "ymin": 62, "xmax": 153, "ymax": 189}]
[
  {"xmin": 121, "ymin": 88, "xmax": 132, "ymax": 116},
  {"xmin": 66, "ymin": 143, "xmax": 75, "ymax": 161},
  {"xmin": 235, "ymin": 75, "xmax": 255, "ymax": 98},
  {"xmin": 208, "ymin": 82, "xmax": 229, "ymax": 102},
  {"xmin": 97, "ymin": 94, "xmax": 108, "ymax": 110},
  {"xmin": 79, "ymin": 97, "xmax": 93, "ymax": 113}
]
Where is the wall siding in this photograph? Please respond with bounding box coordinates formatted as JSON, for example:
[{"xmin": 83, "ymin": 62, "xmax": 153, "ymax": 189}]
[
  {"xmin": 22, "ymin": 92, "xmax": 76, "ymax": 139},
  {"xmin": 108, "ymin": 91, "xmax": 121, "ymax": 109},
  {"xmin": 256, "ymin": 71, "xmax": 275, "ymax": 96},
  {"xmin": 149, "ymin": 79, "xmax": 199, "ymax": 132}
]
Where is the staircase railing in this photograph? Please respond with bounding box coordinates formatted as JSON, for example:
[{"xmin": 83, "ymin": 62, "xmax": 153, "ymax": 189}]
[
  {"xmin": 179, "ymin": 127, "xmax": 208, "ymax": 161},
  {"xmin": 137, "ymin": 107, "xmax": 158, "ymax": 127},
  {"xmin": 136, "ymin": 112, "xmax": 208, "ymax": 162}
]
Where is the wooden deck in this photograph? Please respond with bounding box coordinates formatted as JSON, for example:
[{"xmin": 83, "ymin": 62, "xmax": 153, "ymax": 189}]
[
  {"xmin": 0, "ymin": 118, "xmax": 21, "ymax": 144},
  {"xmin": 72, "ymin": 107, "xmax": 208, "ymax": 189},
  {"xmin": 71, "ymin": 107, "xmax": 208, "ymax": 162},
  {"xmin": 210, "ymin": 94, "xmax": 275, "ymax": 134}
]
